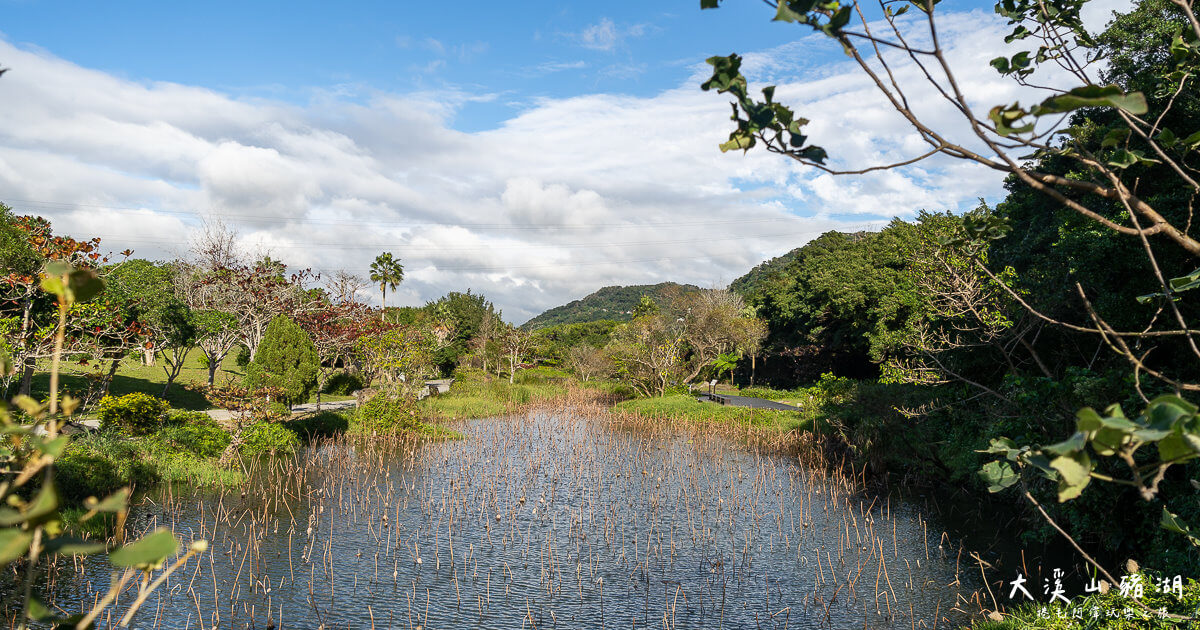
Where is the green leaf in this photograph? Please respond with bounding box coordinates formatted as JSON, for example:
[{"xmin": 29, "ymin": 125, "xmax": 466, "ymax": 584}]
[
  {"xmin": 1167, "ymin": 268, "xmax": 1200, "ymax": 293},
  {"xmin": 1147, "ymin": 395, "xmax": 1197, "ymax": 429},
  {"xmin": 1162, "ymin": 506, "xmax": 1192, "ymax": 534},
  {"xmin": 34, "ymin": 436, "xmax": 70, "ymax": 459},
  {"xmin": 1100, "ymin": 127, "xmax": 1130, "ymax": 148},
  {"xmin": 700, "ymin": 0, "xmax": 721, "ymax": 8},
  {"xmin": 1157, "ymin": 127, "xmax": 1178, "ymax": 148},
  {"xmin": 0, "ymin": 528, "xmax": 33, "ymax": 565},
  {"xmin": 719, "ymin": 132, "xmax": 756, "ymax": 153},
  {"xmin": 26, "ymin": 597, "xmax": 53, "ymax": 622},
  {"xmin": 1043, "ymin": 431, "xmax": 1086, "ymax": 456},
  {"xmin": 829, "ymin": 5, "xmax": 852, "ymax": 30},
  {"xmin": 798, "ymin": 145, "xmax": 828, "ymax": 163},
  {"xmin": 1090, "ymin": 427, "xmax": 1128, "ymax": 456},
  {"xmin": 1049, "ymin": 451, "xmax": 1092, "ymax": 502},
  {"xmin": 989, "ymin": 103, "xmax": 1034, "ymax": 136},
  {"xmin": 108, "ymin": 528, "xmax": 179, "ymax": 570},
  {"xmin": 83, "ymin": 488, "xmax": 130, "ymax": 517},
  {"xmin": 1183, "ymin": 130, "xmax": 1200, "ymax": 149},
  {"xmin": 44, "ymin": 536, "xmax": 107, "ymax": 556},
  {"xmin": 1025, "ymin": 453, "xmax": 1055, "ymax": 477},
  {"xmin": 1034, "ymin": 85, "xmax": 1148, "ymax": 116},
  {"xmin": 1107, "ymin": 149, "xmax": 1159, "ymax": 169},
  {"xmin": 774, "ymin": 1, "xmax": 806, "ymax": 22},
  {"xmin": 981, "ymin": 436, "xmax": 1017, "ymax": 454},
  {"xmin": 67, "ymin": 269, "xmax": 105, "ymax": 303},
  {"xmin": 979, "ymin": 460, "xmax": 1019, "ymax": 493},
  {"xmin": 0, "ymin": 485, "xmax": 60, "ymax": 527},
  {"xmin": 1158, "ymin": 431, "xmax": 1198, "ymax": 463}
]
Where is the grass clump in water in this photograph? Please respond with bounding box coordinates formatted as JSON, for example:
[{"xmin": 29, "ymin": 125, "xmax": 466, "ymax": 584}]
[
  {"xmin": 614, "ymin": 394, "xmax": 810, "ymax": 432},
  {"xmin": 417, "ymin": 368, "xmax": 573, "ymax": 420}
]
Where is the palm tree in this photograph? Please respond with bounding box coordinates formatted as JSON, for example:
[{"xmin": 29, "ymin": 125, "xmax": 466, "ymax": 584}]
[{"xmin": 369, "ymin": 252, "xmax": 404, "ymax": 318}]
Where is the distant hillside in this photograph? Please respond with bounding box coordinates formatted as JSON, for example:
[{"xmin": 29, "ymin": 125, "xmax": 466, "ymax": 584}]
[
  {"xmin": 522, "ymin": 282, "xmax": 700, "ymax": 330},
  {"xmin": 729, "ymin": 248, "xmax": 803, "ymax": 298},
  {"xmin": 731, "ymin": 231, "xmax": 876, "ymax": 298}
]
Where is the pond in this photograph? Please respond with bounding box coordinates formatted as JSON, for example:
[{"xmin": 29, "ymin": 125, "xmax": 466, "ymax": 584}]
[{"xmin": 10, "ymin": 408, "xmax": 986, "ymax": 629}]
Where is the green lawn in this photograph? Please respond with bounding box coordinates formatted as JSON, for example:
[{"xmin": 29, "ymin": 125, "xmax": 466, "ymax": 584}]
[
  {"xmin": 29, "ymin": 348, "xmax": 353, "ymax": 412},
  {"xmin": 29, "ymin": 348, "xmax": 243, "ymax": 410}
]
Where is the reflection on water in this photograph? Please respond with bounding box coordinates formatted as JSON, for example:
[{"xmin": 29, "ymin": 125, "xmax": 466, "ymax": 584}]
[{"xmin": 10, "ymin": 408, "xmax": 984, "ymax": 628}]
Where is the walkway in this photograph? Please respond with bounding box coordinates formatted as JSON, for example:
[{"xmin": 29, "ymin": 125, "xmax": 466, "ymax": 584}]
[
  {"xmin": 699, "ymin": 393, "xmax": 799, "ymax": 411},
  {"xmin": 204, "ymin": 398, "xmax": 357, "ymax": 422}
]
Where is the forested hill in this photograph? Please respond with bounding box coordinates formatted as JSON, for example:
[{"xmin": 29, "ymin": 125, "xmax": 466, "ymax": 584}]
[
  {"xmin": 521, "ymin": 282, "xmax": 700, "ymax": 329},
  {"xmin": 730, "ymin": 231, "xmax": 874, "ymax": 297},
  {"xmin": 729, "ymin": 248, "xmax": 802, "ymax": 297}
]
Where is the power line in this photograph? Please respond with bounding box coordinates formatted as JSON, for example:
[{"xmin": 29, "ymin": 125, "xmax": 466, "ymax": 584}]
[
  {"xmin": 2, "ymin": 197, "xmax": 810, "ymax": 231},
  {"xmin": 78, "ymin": 224, "xmax": 869, "ymax": 252}
]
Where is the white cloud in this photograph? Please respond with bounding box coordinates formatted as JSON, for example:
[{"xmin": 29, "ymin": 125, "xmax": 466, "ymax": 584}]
[
  {"xmin": 578, "ymin": 18, "xmax": 620, "ymax": 51},
  {"xmin": 0, "ymin": 6, "xmax": 1089, "ymax": 322},
  {"xmin": 570, "ymin": 18, "xmax": 653, "ymax": 52}
]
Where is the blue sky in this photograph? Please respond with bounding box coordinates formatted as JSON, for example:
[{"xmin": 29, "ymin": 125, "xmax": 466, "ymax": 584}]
[
  {"xmin": 0, "ymin": 0, "xmax": 958, "ymax": 130},
  {"xmin": 0, "ymin": 0, "xmax": 1128, "ymax": 321}
]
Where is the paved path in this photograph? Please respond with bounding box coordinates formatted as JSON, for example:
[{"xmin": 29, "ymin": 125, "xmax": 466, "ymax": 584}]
[
  {"xmin": 203, "ymin": 398, "xmax": 357, "ymax": 422},
  {"xmin": 40, "ymin": 399, "xmax": 360, "ymax": 433},
  {"xmin": 700, "ymin": 393, "xmax": 799, "ymax": 411}
]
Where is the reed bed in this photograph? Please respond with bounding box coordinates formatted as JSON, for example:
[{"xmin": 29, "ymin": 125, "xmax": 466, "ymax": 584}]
[{"xmin": 3, "ymin": 392, "xmax": 986, "ymax": 629}]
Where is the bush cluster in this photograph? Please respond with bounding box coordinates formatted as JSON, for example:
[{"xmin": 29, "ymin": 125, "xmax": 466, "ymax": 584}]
[
  {"xmin": 155, "ymin": 419, "xmax": 231, "ymax": 458},
  {"xmin": 95, "ymin": 392, "xmax": 170, "ymax": 436},
  {"xmin": 323, "ymin": 371, "xmax": 365, "ymax": 395},
  {"xmin": 239, "ymin": 421, "xmax": 300, "ymax": 456},
  {"xmin": 353, "ymin": 394, "xmax": 421, "ymax": 433},
  {"xmin": 56, "ymin": 434, "xmax": 158, "ymax": 503},
  {"xmin": 285, "ymin": 411, "xmax": 349, "ymax": 442}
]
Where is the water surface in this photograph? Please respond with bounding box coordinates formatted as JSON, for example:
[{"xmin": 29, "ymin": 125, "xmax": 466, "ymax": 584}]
[{"xmin": 14, "ymin": 408, "xmax": 983, "ymax": 629}]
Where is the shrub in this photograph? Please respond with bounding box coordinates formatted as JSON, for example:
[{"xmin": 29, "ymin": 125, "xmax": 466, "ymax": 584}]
[
  {"xmin": 239, "ymin": 422, "xmax": 300, "ymax": 456},
  {"xmin": 235, "ymin": 345, "xmax": 250, "ymax": 367},
  {"xmin": 285, "ymin": 411, "xmax": 349, "ymax": 442},
  {"xmin": 353, "ymin": 394, "xmax": 421, "ymax": 433},
  {"xmin": 56, "ymin": 434, "xmax": 158, "ymax": 504},
  {"xmin": 165, "ymin": 409, "xmax": 211, "ymax": 426},
  {"xmin": 155, "ymin": 420, "xmax": 231, "ymax": 458},
  {"xmin": 268, "ymin": 401, "xmax": 291, "ymax": 418},
  {"xmin": 324, "ymin": 371, "xmax": 365, "ymax": 395},
  {"xmin": 95, "ymin": 392, "xmax": 170, "ymax": 436},
  {"xmin": 662, "ymin": 384, "xmax": 691, "ymax": 397},
  {"xmin": 244, "ymin": 315, "xmax": 319, "ymax": 407}
]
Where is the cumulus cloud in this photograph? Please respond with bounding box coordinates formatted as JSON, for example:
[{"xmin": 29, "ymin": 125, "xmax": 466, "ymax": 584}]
[{"xmin": 0, "ymin": 6, "xmax": 1081, "ymax": 322}]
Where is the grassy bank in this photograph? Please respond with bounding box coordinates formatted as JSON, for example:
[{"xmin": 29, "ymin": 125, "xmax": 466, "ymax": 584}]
[
  {"xmin": 416, "ymin": 367, "xmax": 574, "ymax": 421},
  {"xmin": 613, "ymin": 394, "xmax": 809, "ymax": 432}
]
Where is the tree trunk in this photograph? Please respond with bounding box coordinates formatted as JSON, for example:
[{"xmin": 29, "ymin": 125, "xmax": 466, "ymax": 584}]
[
  {"xmin": 750, "ymin": 354, "xmax": 756, "ymax": 388},
  {"xmin": 207, "ymin": 361, "xmax": 218, "ymax": 386},
  {"xmin": 18, "ymin": 360, "xmax": 33, "ymax": 397},
  {"xmin": 143, "ymin": 348, "xmax": 155, "ymax": 366},
  {"xmin": 103, "ymin": 358, "xmax": 120, "ymax": 396}
]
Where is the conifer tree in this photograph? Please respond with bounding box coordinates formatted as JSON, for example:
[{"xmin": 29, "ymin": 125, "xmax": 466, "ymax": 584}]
[{"xmin": 244, "ymin": 314, "xmax": 318, "ymax": 408}]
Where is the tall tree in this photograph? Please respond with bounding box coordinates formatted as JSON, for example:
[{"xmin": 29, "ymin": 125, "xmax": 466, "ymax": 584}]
[
  {"xmin": 369, "ymin": 252, "xmax": 404, "ymax": 314},
  {"xmin": 154, "ymin": 300, "xmax": 198, "ymax": 397}
]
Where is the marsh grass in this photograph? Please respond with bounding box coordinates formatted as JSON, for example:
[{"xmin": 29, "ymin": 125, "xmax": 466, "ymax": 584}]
[
  {"xmin": 417, "ymin": 368, "xmax": 573, "ymax": 421},
  {"xmin": 613, "ymin": 393, "xmax": 811, "ymax": 432}
]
